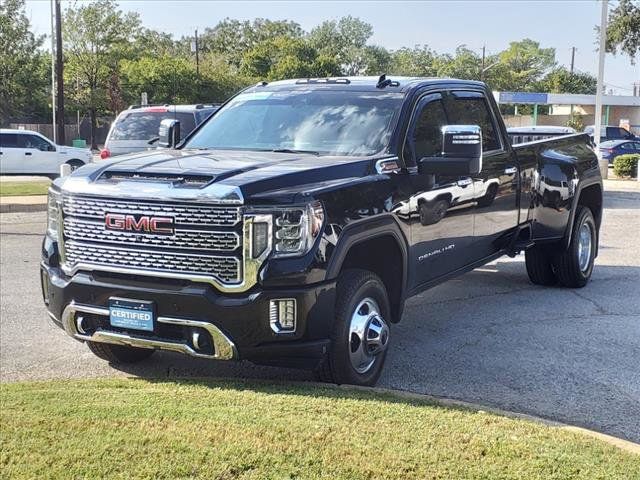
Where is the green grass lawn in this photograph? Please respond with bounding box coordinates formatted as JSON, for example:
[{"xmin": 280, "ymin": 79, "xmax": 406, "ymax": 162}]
[
  {"xmin": 1, "ymin": 378, "xmax": 638, "ymax": 479},
  {"xmin": 0, "ymin": 181, "xmax": 50, "ymax": 196}
]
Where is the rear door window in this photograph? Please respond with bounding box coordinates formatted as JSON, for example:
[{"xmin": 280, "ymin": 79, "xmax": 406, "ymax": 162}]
[
  {"xmin": 111, "ymin": 111, "xmax": 197, "ymax": 141},
  {"xmin": 0, "ymin": 133, "xmax": 19, "ymax": 148}
]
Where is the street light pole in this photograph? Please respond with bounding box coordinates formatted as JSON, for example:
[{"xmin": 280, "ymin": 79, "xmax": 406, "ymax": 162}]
[
  {"xmin": 49, "ymin": 0, "xmax": 56, "ymax": 142},
  {"xmin": 55, "ymin": 0, "xmax": 65, "ymax": 144},
  {"xmin": 594, "ymin": 0, "xmax": 607, "ymax": 149},
  {"xmin": 595, "ymin": 0, "xmax": 608, "ymax": 179}
]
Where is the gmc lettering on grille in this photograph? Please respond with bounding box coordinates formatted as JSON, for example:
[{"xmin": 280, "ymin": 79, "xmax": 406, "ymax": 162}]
[{"xmin": 105, "ymin": 213, "xmax": 175, "ymax": 235}]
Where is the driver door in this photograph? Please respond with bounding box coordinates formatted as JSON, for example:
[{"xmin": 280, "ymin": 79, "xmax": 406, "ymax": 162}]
[
  {"xmin": 405, "ymin": 92, "xmax": 475, "ymax": 288},
  {"xmin": 19, "ymin": 133, "xmax": 56, "ymax": 174}
]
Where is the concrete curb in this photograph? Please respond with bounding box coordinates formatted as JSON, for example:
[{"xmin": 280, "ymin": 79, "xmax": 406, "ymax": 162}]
[{"xmin": 0, "ymin": 202, "xmax": 48, "ymax": 214}]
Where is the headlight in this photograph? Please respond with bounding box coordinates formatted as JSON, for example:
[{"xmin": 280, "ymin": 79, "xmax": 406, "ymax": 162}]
[
  {"xmin": 47, "ymin": 188, "xmax": 61, "ymax": 236},
  {"xmin": 272, "ymin": 201, "xmax": 324, "ymax": 258}
]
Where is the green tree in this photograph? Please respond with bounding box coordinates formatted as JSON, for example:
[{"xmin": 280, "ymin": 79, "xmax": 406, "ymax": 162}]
[
  {"xmin": 538, "ymin": 67, "xmax": 597, "ymax": 94},
  {"xmin": 242, "ymin": 36, "xmax": 339, "ymax": 80},
  {"xmin": 63, "ymin": 0, "xmax": 141, "ymax": 148},
  {"xmin": 308, "ymin": 16, "xmax": 374, "ymax": 74},
  {"xmin": 605, "ymin": 0, "xmax": 640, "ymax": 63},
  {"xmin": 199, "ymin": 18, "xmax": 303, "ymax": 67},
  {"xmin": 0, "ymin": 0, "xmax": 50, "ymax": 124},
  {"xmin": 390, "ymin": 46, "xmax": 439, "ymax": 76},
  {"xmin": 491, "ymin": 39, "xmax": 556, "ymax": 91}
]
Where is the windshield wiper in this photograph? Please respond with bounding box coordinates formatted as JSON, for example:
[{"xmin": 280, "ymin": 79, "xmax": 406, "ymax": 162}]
[{"xmin": 270, "ymin": 148, "xmax": 320, "ymax": 156}]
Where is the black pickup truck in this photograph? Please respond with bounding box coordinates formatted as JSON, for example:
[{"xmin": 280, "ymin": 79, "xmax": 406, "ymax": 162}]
[{"xmin": 41, "ymin": 76, "xmax": 602, "ymax": 386}]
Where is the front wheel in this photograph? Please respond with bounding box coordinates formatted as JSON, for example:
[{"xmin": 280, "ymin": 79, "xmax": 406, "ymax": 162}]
[{"xmin": 316, "ymin": 269, "xmax": 390, "ymax": 386}]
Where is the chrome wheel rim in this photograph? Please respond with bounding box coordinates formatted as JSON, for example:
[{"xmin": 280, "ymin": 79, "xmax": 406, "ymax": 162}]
[
  {"xmin": 577, "ymin": 222, "xmax": 593, "ymax": 272},
  {"xmin": 348, "ymin": 297, "xmax": 389, "ymax": 374}
]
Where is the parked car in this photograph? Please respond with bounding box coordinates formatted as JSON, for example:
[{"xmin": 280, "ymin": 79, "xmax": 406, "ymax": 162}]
[
  {"xmin": 598, "ymin": 139, "xmax": 640, "ymax": 164},
  {"xmin": 101, "ymin": 104, "xmax": 219, "ymax": 159},
  {"xmin": 507, "ymin": 126, "xmax": 576, "ymax": 145},
  {"xmin": 584, "ymin": 125, "xmax": 637, "ymax": 144},
  {"xmin": 0, "ymin": 129, "xmax": 93, "ymax": 177},
  {"xmin": 43, "ymin": 76, "xmax": 602, "ymax": 386}
]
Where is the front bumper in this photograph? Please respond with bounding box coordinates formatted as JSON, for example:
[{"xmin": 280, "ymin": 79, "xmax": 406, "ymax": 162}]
[{"xmin": 41, "ymin": 261, "xmax": 336, "ymax": 369}]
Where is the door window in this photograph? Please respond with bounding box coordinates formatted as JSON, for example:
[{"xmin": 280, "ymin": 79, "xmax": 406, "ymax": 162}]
[
  {"xmin": 444, "ymin": 92, "xmax": 501, "ymax": 152},
  {"xmin": 19, "ymin": 134, "xmax": 52, "ymax": 151},
  {"xmin": 406, "ymin": 94, "xmax": 448, "ymax": 161}
]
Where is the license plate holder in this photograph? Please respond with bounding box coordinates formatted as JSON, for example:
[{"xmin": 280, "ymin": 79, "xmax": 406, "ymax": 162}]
[{"xmin": 109, "ymin": 298, "xmax": 155, "ymax": 332}]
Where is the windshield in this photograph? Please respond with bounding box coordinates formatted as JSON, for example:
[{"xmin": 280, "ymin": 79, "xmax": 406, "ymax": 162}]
[
  {"xmin": 186, "ymin": 90, "xmax": 403, "ymax": 156},
  {"xmin": 111, "ymin": 111, "xmax": 196, "ymax": 141}
]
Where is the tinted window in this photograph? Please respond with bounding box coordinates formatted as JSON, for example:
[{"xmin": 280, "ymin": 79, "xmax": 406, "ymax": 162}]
[
  {"xmin": 186, "ymin": 91, "xmax": 403, "ymax": 156},
  {"xmin": 409, "ymin": 96, "xmax": 448, "ymax": 159},
  {"xmin": 444, "ymin": 92, "xmax": 500, "ymax": 151},
  {"xmin": 111, "ymin": 111, "xmax": 197, "ymax": 141},
  {"xmin": 0, "ymin": 133, "xmax": 19, "ymax": 148}
]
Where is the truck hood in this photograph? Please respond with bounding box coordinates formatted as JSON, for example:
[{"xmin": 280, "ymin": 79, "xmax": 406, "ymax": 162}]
[{"xmin": 60, "ymin": 148, "xmax": 378, "ymax": 204}]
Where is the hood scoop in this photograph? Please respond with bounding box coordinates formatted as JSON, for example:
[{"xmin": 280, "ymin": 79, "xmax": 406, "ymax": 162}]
[{"xmin": 99, "ymin": 170, "xmax": 214, "ymax": 188}]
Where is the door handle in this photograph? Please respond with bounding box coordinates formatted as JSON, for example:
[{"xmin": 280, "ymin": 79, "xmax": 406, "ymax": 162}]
[
  {"xmin": 25, "ymin": 152, "xmax": 32, "ymax": 156},
  {"xmin": 504, "ymin": 166, "xmax": 517, "ymax": 175}
]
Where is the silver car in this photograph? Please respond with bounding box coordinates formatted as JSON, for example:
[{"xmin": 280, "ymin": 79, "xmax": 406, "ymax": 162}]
[{"xmin": 101, "ymin": 104, "xmax": 218, "ymax": 158}]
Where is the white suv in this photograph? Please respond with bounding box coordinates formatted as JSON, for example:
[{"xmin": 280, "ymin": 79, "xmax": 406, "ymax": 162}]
[{"xmin": 0, "ymin": 129, "xmax": 93, "ymax": 178}]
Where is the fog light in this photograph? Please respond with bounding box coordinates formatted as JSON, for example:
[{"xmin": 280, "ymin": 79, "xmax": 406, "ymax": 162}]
[{"xmin": 269, "ymin": 299, "xmax": 296, "ymax": 333}]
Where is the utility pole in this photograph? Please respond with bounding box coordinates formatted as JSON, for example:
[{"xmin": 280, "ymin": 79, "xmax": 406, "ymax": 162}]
[
  {"xmin": 194, "ymin": 29, "xmax": 200, "ymax": 77},
  {"xmin": 570, "ymin": 46, "xmax": 576, "ymax": 74},
  {"xmin": 49, "ymin": 0, "xmax": 56, "ymax": 142},
  {"xmin": 54, "ymin": 0, "xmax": 65, "ymax": 144},
  {"xmin": 570, "ymin": 47, "xmax": 576, "ymax": 116},
  {"xmin": 481, "ymin": 45, "xmax": 486, "ymax": 81}
]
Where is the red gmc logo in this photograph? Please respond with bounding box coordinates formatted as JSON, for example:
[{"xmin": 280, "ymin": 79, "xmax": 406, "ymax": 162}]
[{"xmin": 105, "ymin": 213, "xmax": 175, "ymax": 235}]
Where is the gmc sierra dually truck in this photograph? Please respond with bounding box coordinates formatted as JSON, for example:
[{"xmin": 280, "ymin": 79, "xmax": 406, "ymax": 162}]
[{"xmin": 42, "ymin": 76, "xmax": 602, "ymax": 386}]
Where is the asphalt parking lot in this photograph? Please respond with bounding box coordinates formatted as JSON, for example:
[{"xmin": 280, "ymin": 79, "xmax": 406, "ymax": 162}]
[{"xmin": 1, "ymin": 182, "xmax": 638, "ymax": 443}]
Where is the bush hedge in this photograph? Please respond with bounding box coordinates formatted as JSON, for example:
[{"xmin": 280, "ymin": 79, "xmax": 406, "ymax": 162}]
[{"xmin": 613, "ymin": 154, "xmax": 639, "ymax": 178}]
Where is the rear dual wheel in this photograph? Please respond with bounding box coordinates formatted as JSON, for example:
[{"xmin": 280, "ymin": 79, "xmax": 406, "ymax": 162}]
[{"xmin": 525, "ymin": 206, "xmax": 596, "ymax": 288}]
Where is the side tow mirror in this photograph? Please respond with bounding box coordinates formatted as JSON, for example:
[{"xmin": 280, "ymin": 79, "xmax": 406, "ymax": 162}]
[
  {"xmin": 419, "ymin": 125, "xmax": 482, "ymax": 176},
  {"xmin": 158, "ymin": 119, "xmax": 181, "ymax": 148}
]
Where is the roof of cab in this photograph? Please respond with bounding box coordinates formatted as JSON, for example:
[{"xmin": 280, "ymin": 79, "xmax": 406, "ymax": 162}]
[{"xmin": 247, "ymin": 76, "xmax": 487, "ymax": 93}]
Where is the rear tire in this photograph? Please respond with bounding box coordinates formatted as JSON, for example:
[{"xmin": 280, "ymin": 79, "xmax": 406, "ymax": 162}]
[
  {"xmin": 553, "ymin": 206, "xmax": 596, "ymax": 288},
  {"xmin": 525, "ymin": 245, "xmax": 557, "ymax": 286},
  {"xmin": 66, "ymin": 159, "xmax": 84, "ymax": 171},
  {"xmin": 87, "ymin": 341, "xmax": 155, "ymax": 364},
  {"xmin": 315, "ymin": 269, "xmax": 390, "ymax": 386}
]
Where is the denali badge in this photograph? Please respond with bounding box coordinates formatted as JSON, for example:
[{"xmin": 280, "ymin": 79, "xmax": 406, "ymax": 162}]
[{"xmin": 105, "ymin": 213, "xmax": 175, "ymax": 235}]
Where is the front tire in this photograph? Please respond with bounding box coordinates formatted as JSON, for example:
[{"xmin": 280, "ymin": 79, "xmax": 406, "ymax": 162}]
[
  {"xmin": 553, "ymin": 206, "xmax": 596, "ymax": 288},
  {"xmin": 316, "ymin": 269, "xmax": 390, "ymax": 386},
  {"xmin": 87, "ymin": 341, "xmax": 155, "ymax": 364}
]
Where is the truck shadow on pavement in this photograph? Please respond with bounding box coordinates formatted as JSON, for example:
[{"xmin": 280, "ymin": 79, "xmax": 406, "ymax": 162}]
[{"xmin": 109, "ymin": 260, "xmax": 640, "ymax": 443}]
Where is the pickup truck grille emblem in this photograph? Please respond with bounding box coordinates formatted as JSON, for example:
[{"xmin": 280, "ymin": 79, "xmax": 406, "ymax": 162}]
[{"xmin": 105, "ymin": 213, "xmax": 175, "ymax": 236}]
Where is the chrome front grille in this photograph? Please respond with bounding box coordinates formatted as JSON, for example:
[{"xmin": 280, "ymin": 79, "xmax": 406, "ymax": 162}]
[
  {"xmin": 63, "ymin": 217, "xmax": 240, "ymax": 251},
  {"xmin": 60, "ymin": 195, "xmax": 244, "ymax": 288},
  {"xmin": 64, "ymin": 241, "xmax": 240, "ymax": 282},
  {"xmin": 63, "ymin": 195, "xmax": 241, "ymax": 227}
]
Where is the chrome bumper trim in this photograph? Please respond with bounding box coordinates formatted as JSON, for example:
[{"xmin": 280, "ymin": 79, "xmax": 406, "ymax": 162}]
[{"xmin": 60, "ymin": 302, "xmax": 238, "ymax": 360}]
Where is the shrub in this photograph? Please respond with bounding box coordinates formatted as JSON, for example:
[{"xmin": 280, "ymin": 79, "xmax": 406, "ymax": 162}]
[{"xmin": 613, "ymin": 154, "xmax": 639, "ymax": 178}]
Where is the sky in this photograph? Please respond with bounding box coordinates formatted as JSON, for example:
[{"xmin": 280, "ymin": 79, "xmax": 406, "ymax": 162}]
[{"xmin": 25, "ymin": 0, "xmax": 640, "ymax": 95}]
